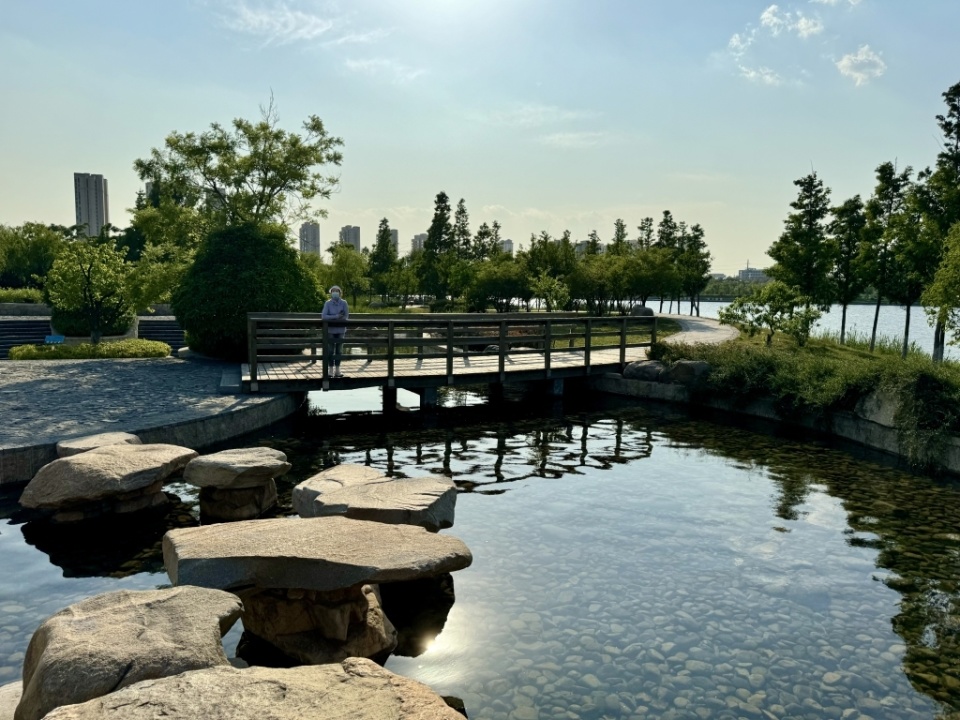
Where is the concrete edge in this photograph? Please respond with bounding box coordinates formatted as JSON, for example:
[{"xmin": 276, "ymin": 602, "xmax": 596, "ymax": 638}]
[
  {"xmin": 0, "ymin": 392, "xmax": 305, "ymax": 489},
  {"xmin": 591, "ymin": 373, "xmax": 960, "ymax": 476}
]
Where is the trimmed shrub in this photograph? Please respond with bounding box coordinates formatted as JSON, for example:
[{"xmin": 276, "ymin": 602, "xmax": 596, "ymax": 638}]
[
  {"xmin": 172, "ymin": 223, "xmax": 323, "ymax": 361},
  {"xmin": 0, "ymin": 287, "xmax": 44, "ymax": 303},
  {"xmin": 9, "ymin": 339, "xmax": 170, "ymax": 360},
  {"xmin": 51, "ymin": 306, "xmax": 135, "ymax": 337}
]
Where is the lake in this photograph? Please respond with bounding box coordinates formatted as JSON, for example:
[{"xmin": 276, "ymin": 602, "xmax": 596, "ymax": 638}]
[{"xmin": 2, "ymin": 389, "xmax": 959, "ymax": 718}]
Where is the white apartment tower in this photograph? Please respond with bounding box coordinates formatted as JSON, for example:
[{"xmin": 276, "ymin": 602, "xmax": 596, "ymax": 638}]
[
  {"xmin": 299, "ymin": 222, "xmax": 321, "ymax": 255},
  {"xmin": 411, "ymin": 233, "xmax": 427, "ymax": 253},
  {"xmin": 339, "ymin": 225, "xmax": 361, "ymax": 252},
  {"xmin": 390, "ymin": 229, "xmax": 399, "ymax": 253},
  {"xmin": 74, "ymin": 173, "xmax": 109, "ymax": 237}
]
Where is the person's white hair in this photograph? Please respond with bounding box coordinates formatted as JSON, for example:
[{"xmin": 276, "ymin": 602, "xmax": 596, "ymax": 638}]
[{"xmin": 329, "ymin": 285, "xmax": 342, "ymax": 293}]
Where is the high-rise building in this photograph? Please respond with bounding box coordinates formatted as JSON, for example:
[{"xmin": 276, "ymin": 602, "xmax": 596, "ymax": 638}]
[
  {"xmin": 74, "ymin": 173, "xmax": 109, "ymax": 237},
  {"xmin": 299, "ymin": 222, "xmax": 321, "ymax": 255},
  {"xmin": 411, "ymin": 233, "xmax": 427, "ymax": 252},
  {"xmin": 390, "ymin": 229, "xmax": 399, "ymax": 254},
  {"xmin": 500, "ymin": 238, "xmax": 514, "ymax": 255},
  {"xmin": 339, "ymin": 225, "xmax": 361, "ymax": 252},
  {"xmin": 738, "ymin": 265, "xmax": 769, "ymax": 283}
]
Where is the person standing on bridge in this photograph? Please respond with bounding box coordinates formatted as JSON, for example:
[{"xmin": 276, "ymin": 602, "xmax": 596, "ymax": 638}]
[{"xmin": 322, "ymin": 285, "xmax": 349, "ymax": 377}]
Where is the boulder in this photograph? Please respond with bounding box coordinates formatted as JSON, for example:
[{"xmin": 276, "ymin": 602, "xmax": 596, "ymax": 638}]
[
  {"xmin": 623, "ymin": 360, "xmax": 665, "ymax": 382},
  {"xmin": 661, "ymin": 359, "xmax": 711, "ymax": 387},
  {"xmin": 41, "ymin": 659, "xmax": 466, "ymax": 719},
  {"xmin": 0, "ymin": 683, "xmax": 20, "ymax": 720},
  {"xmin": 183, "ymin": 448, "xmax": 291, "ymax": 490},
  {"xmin": 56, "ymin": 433, "xmax": 141, "ymax": 459},
  {"xmin": 19, "ymin": 444, "xmax": 198, "ymax": 514},
  {"xmin": 199, "ymin": 480, "xmax": 278, "ymax": 522},
  {"xmin": 630, "ymin": 305, "xmax": 655, "ymax": 317},
  {"xmin": 293, "ymin": 466, "xmax": 457, "ymax": 530},
  {"xmin": 241, "ymin": 584, "xmax": 397, "ymax": 665},
  {"xmin": 163, "ymin": 516, "xmax": 473, "ymax": 592},
  {"xmin": 15, "ymin": 587, "xmax": 241, "ymax": 720}
]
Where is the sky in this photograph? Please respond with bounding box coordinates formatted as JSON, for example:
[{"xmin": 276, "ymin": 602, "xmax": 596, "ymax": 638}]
[{"xmin": 1, "ymin": 0, "xmax": 957, "ymax": 276}]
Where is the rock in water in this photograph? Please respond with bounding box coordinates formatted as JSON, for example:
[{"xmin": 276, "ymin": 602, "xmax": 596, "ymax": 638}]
[
  {"xmin": 163, "ymin": 516, "xmax": 473, "ymax": 591},
  {"xmin": 56, "ymin": 433, "xmax": 142, "ymax": 458},
  {"xmin": 15, "ymin": 587, "xmax": 241, "ymax": 720},
  {"xmin": 41, "ymin": 660, "xmax": 466, "ymax": 719},
  {"xmin": 183, "ymin": 448, "xmax": 291, "ymax": 489},
  {"xmin": 293, "ymin": 465, "xmax": 457, "ymax": 530},
  {"xmin": 623, "ymin": 360, "xmax": 665, "ymax": 381},
  {"xmin": 0, "ymin": 683, "xmax": 21, "ymax": 720},
  {"xmin": 199, "ymin": 481, "xmax": 278, "ymax": 522}
]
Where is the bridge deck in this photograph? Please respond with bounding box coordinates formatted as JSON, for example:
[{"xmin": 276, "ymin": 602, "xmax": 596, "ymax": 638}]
[{"xmin": 241, "ymin": 345, "xmax": 648, "ymax": 393}]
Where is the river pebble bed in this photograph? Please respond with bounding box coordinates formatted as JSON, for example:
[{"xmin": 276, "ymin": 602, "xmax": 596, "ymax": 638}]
[{"xmin": 2, "ymin": 390, "xmax": 959, "ymax": 719}]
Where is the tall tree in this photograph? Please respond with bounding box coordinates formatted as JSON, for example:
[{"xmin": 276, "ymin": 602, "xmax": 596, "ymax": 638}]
[
  {"xmin": 452, "ymin": 199, "xmax": 471, "ymax": 260},
  {"xmin": 676, "ymin": 223, "xmax": 712, "ymax": 316},
  {"xmin": 369, "ymin": 217, "xmax": 397, "ymax": 300},
  {"xmin": 422, "ymin": 191, "xmax": 453, "ymax": 298},
  {"xmin": 636, "ymin": 217, "xmax": 655, "ymax": 250},
  {"xmin": 923, "ymin": 222, "xmax": 960, "ymax": 350},
  {"xmin": 585, "ymin": 230, "xmax": 602, "ymax": 255},
  {"xmin": 863, "ymin": 162, "xmax": 913, "ymax": 352},
  {"xmin": 828, "ymin": 195, "xmax": 869, "ymax": 344},
  {"xmin": 471, "ymin": 222, "xmax": 494, "ymax": 260},
  {"xmin": 768, "ymin": 172, "xmax": 835, "ymax": 310},
  {"xmin": 609, "ymin": 218, "xmax": 629, "ymax": 255}
]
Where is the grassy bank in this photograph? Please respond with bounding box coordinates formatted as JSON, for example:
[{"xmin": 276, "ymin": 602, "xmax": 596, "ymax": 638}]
[{"xmin": 650, "ymin": 331, "xmax": 960, "ymax": 469}]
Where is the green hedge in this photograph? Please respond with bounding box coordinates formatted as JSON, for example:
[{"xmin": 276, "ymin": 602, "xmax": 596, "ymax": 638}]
[
  {"xmin": 9, "ymin": 339, "xmax": 171, "ymax": 360},
  {"xmin": 0, "ymin": 287, "xmax": 44, "ymax": 303},
  {"xmin": 50, "ymin": 306, "xmax": 136, "ymax": 337}
]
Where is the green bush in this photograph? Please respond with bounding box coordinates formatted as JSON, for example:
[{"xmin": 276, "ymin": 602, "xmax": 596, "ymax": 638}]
[
  {"xmin": 9, "ymin": 339, "xmax": 170, "ymax": 360},
  {"xmin": 0, "ymin": 287, "xmax": 44, "ymax": 303},
  {"xmin": 171, "ymin": 223, "xmax": 323, "ymax": 361},
  {"xmin": 50, "ymin": 306, "xmax": 135, "ymax": 337}
]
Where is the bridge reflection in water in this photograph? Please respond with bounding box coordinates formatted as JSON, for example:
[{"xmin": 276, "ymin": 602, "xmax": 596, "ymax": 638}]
[{"xmin": 243, "ymin": 312, "xmax": 657, "ymax": 407}]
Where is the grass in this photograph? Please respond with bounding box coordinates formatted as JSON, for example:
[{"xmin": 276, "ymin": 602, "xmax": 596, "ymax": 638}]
[
  {"xmin": 9, "ymin": 339, "xmax": 171, "ymax": 360},
  {"xmin": 0, "ymin": 287, "xmax": 44, "ymax": 303},
  {"xmin": 649, "ymin": 330, "xmax": 960, "ymax": 470}
]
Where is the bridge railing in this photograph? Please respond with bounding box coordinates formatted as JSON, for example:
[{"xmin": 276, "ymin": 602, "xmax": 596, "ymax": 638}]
[{"xmin": 246, "ymin": 312, "xmax": 657, "ymax": 390}]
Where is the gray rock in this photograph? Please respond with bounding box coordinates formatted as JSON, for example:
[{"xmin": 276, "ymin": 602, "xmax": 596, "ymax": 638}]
[
  {"xmin": 293, "ymin": 466, "xmax": 457, "ymax": 530},
  {"xmin": 163, "ymin": 516, "xmax": 473, "ymax": 592},
  {"xmin": 56, "ymin": 433, "xmax": 141, "ymax": 458},
  {"xmin": 630, "ymin": 305, "xmax": 655, "ymax": 317},
  {"xmin": 661, "ymin": 360, "xmax": 711, "ymax": 387},
  {"xmin": 41, "ymin": 659, "xmax": 465, "ymax": 719},
  {"xmin": 0, "ymin": 683, "xmax": 20, "ymax": 720},
  {"xmin": 623, "ymin": 360, "xmax": 665, "ymax": 382},
  {"xmin": 15, "ymin": 587, "xmax": 241, "ymax": 720},
  {"xmin": 199, "ymin": 480, "xmax": 278, "ymax": 522},
  {"xmin": 183, "ymin": 447, "xmax": 291, "ymax": 489},
  {"xmin": 19, "ymin": 444, "xmax": 198, "ymax": 512}
]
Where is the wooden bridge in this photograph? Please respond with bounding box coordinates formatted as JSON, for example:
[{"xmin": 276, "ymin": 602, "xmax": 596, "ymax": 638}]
[{"xmin": 243, "ymin": 312, "xmax": 656, "ymax": 406}]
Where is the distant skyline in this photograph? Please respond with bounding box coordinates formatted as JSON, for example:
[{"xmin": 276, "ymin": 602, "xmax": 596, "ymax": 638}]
[{"xmin": 1, "ymin": 1, "xmax": 958, "ymax": 274}]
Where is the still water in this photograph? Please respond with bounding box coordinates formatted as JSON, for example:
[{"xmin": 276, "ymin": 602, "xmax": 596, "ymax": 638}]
[{"xmin": 2, "ymin": 390, "xmax": 960, "ymax": 719}]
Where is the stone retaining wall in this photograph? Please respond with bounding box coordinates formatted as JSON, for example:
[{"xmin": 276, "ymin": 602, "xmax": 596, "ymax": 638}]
[{"xmin": 592, "ymin": 373, "xmax": 960, "ymax": 475}]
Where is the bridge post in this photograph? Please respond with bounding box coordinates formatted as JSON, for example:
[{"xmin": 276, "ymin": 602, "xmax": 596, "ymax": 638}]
[
  {"xmin": 382, "ymin": 385, "xmax": 398, "ymax": 414},
  {"xmin": 421, "ymin": 386, "xmax": 439, "ymax": 409},
  {"xmin": 247, "ymin": 316, "xmax": 259, "ymax": 393},
  {"xmin": 548, "ymin": 378, "xmax": 564, "ymax": 397}
]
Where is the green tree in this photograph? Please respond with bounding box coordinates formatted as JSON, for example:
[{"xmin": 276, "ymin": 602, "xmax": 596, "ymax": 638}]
[
  {"xmin": 134, "ymin": 101, "xmax": 343, "ymax": 229},
  {"xmin": 385, "ymin": 257, "xmax": 420, "ymax": 309},
  {"xmin": 452, "ymin": 198, "xmax": 471, "ymax": 260},
  {"xmin": 718, "ymin": 281, "xmax": 822, "ymax": 346},
  {"xmin": 369, "ymin": 217, "xmax": 398, "ymax": 300},
  {"xmin": 531, "ymin": 272, "xmax": 570, "ymax": 312},
  {"xmin": 923, "ymin": 222, "xmax": 960, "ymax": 348},
  {"xmin": 422, "ymin": 191, "xmax": 453, "ymax": 298},
  {"xmin": 863, "ymin": 161, "xmax": 913, "ymax": 352},
  {"xmin": 45, "ymin": 242, "xmax": 134, "ymax": 344},
  {"xmin": 636, "ymin": 217, "xmax": 655, "ymax": 249},
  {"xmin": 0, "ymin": 223, "xmax": 67, "ymax": 288},
  {"xmin": 767, "ymin": 172, "xmax": 835, "ymax": 310},
  {"xmin": 624, "ymin": 247, "xmax": 679, "ymax": 307},
  {"xmin": 609, "ymin": 218, "xmax": 630, "ymax": 256},
  {"xmin": 585, "ymin": 230, "xmax": 602, "ymax": 256},
  {"xmin": 828, "ymin": 195, "xmax": 869, "ymax": 344},
  {"xmin": 471, "ymin": 222, "xmax": 495, "ymax": 261},
  {"xmin": 328, "ymin": 243, "xmax": 370, "ymax": 306},
  {"xmin": 466, "ymin": 255, "xmax": 529, "ymax": 312},
  {"xmin": 676, "ymin": 223, "xmax": 712, "ymax": 315}
]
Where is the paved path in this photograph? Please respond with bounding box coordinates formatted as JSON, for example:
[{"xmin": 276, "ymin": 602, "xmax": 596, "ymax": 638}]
[{"xmin": 659, "ymin": 314, "xmax": 739, "ymax": 346}]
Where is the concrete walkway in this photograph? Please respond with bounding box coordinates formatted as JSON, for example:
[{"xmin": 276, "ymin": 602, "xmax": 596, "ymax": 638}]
[
  {"xmin": 659, "ymin": 313, "xmax": 740, "ymax": 346},
  {"xmin": 1, "ymin": 358, "xmax": 302, "ymax": 487}
]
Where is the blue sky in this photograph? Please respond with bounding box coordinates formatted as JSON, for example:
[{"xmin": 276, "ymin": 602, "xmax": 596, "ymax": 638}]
[{"xmin": 1, "ymin": 0, "xmax": 957, "ymax": 275}]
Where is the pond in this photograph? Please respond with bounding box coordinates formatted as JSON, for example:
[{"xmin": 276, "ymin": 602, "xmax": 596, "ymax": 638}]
[{"xmin": 2, "ymin": 387, "xmax": 959, "ymax": 719}]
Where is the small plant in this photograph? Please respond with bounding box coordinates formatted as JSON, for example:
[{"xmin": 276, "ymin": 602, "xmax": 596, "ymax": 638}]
[
  {"xmin": 0, "ymin": 287, "xmax": 44, "ymax": 303},
  {"xmin": 718, "ymin": 281, "xmax": 822, "ymax": 346},
  {"xmin": 9, "ymin": 339, "xmax": 170, "ymax": 360}
]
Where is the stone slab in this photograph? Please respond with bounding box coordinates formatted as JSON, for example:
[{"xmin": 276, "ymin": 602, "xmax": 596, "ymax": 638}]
[
  {"xmin": 41, "ymin": 659, "xmax": 465, "ymax": 719},
  {"xmin": 56, "ymin": 433, "xmax": 142, "ymax": 458},
  {"xmin": 184, "ymin": 447, "xmax": 291, "ymax": 489},
  {"xmin": 0, "ymin": 683, "xmax": 20, "ymax": 720},
  {"xmin": 163, "ymin": 516, "xmax": 473, "ymax": 591}
]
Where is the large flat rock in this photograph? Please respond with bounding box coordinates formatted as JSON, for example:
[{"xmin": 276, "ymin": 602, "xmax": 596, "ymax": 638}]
[
  {"xmin": 15, "ymin": 587, "xmax": 241, "ymax": 720},
  {"xmin": 0, "ymin": 683, "xmax": 20, "ymax": 720},
  {"xmin": 163, "ymin": 516, "xmax": 473, "ymax": 592},
  {"xmin": 19, "ymin": 444, "xmax": 198, "ymax": 510},
  {"xmin": 184, "ymin": 447, "xmax": 291, "ymax": 489},
  {"xmin": 42, "ymin": 659, "xmax": 465, "ymax": 719},
  {"xmin": 293, "ymin": 465, "xmax": 457, "ymax": 530},
  {"xmin": 56, "ymin": 432, "xmax": 141, "ymax": 458}
]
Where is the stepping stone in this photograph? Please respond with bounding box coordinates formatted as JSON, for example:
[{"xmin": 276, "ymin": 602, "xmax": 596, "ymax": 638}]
[
  {"xmin": 40, "ymin": 659, "xmax": 466, "ymax": 719},
  {"xmin": 183, "ymin": 448, "xmax": 291, "ymax": 489},
  {"xmin": 56, "ymin": 433, "xmax": 141, "ymax": 458},
  {"xmin": 16, "ymin": 587, "xmax": 241, "ymax": 720},
  {"xmin": 293, "ymin": 464, "xmax": 457, "ymax": 530},
  {"xmin": 0, "ymin": 682, "xmax": 20, "ymax": 720},
  {"xmin": 20, "ymin": 444, "xmax": 198, "ymax": 523},
  {"xmin": 163, "ymin": 516, "xmax": 473, "ymax": 592}
]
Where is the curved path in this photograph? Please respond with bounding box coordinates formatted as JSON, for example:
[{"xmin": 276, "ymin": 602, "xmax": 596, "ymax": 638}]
[
  {"xmin": 0, "ymin": 358, "xmax": 302, "ymax": 487},
  {"xmin": 658, "ymin": 313, "xmax": 740, "ymax": 346}
]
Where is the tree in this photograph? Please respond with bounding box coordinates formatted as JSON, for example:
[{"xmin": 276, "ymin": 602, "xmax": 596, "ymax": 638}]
[
  {"xmin": 676, "ymin": 223, "xmax": 712, "ymax": 315},
  {"xmin": 385, "ymin": 258, "xmax": 419, "ymax": 309},
  {"xmin": 767, "ymin": 172, "xmax": 834, "ymax": 310},
  {"xmin": 828, "ymin": 195, "xmax": 869, "ymax": 344},
  {"xmin": 863, "ymin": 161, "xmax": 913, "ymax": 352},
  {"xmin": 466, "ymin": 255, "xmax": 529, "ymax": 313},
  {"xmin": 471, "ymin": 222, "xmax": 496, "ymax": 261},
  {"xmin": 422, "ymin": 192, "xmax": 453, "ymax": 298},
  {"xmin": 923, "ymin": 222, "xmax": 960, "ymax": 348},
  {"xmin": 328, "ymin": 243, "xmax": 370, "ymax": 306},
  {"xmin": 369, "ymin": 218, "xmax": 398, "ymax": 300},
  {"xmin": 531, "ymin": 272, "xmax": 570, "ymax": 312},
  {"xmin": 636, "ymin": 217, "xmax": 655, "ymax": 249},
  {"xmin": 718, "ymin": 281, "xmax": 822, "ymax": 346},
  {"xmin": 609, "ymin": 218, "xmax": 629, "ymax": 256},
  {"xmin": 624, "ymin": 247, "xmax": 678, "ymax": 307},
  {"xmin": 133, "ymin": 101, "xmax": 343, "ymax": 230},
  {"xmin": 584, "ymin": 230, "xmax": 602, "ymax": 256},
  {"xmin": 45, "ymin": 242, "xmax": 134, "ymax": 344},
  {"xmin": 0, "ymin": 223, "xmax": 67, "ymax": 288},
  {"xmin": 452, "ymin": 199, "xmax": 471, "ymax": 260}
]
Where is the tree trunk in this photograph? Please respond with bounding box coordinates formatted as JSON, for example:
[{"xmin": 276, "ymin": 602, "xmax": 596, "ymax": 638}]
[
  {"xmin": 659, "ymin": 297, "xmax": 664, "ymax": 312},
  {"xmin": 901, "ymin": 303, "xmax": 911, "ymax": 360},
  {"xmin": 869, "ymin": 296, "xmax": 882, "ymax": 353},
  {"xmin": 840, "ymin": 304, "xmax": 848, "ymax": 345},
  {"xmin": 934, "ymin": 318, "xmax": 946, "ymax": 363}
]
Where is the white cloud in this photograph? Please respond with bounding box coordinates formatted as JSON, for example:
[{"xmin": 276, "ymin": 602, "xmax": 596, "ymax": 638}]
[
  {"xmin": 760, "ymin": 5, "xmax": 788, "ymax": 35},
  {"xmin": 835, "ymin": 44, "xmax": 886, "ymax": 85},
  {"xmin": 224, "ymin": 2, "xmax": 335, "ymax": 44},
  {"xmin": 728, "ymin": 31, "xmax": 755, "ymax": 58},
  {"xmin": 344, "ymin": 58, "xmax": 425, "ymax": 83},
  {"xmin": 811, "ymin": 0, "xmax": 862, "ymax": 5},
  {"xmin": 538, "ymin": 132, "xmax": 608, "ymax": 149},
  {"xmin": 482, "ymin": 103, "xmax": 599, "ymax": 129},
  {"xmin": 794, "ymin": 16, "xmax": 824, "ymax": 38},
  {"xmin": 739, "ymin": 64, "xmax": 783, "ymax": 86},
  {"xmin": 324, "ymin": 28, "xmax": 391, "ymax": 46}
]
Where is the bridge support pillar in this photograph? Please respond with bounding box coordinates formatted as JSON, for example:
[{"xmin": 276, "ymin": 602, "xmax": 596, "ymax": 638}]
[
  {"xmin": 382, "ymin": 386, "xmax": 398, "ymax": 414},
  {"xmin": 488, "ymin": 382, "xmax": 505, "ymax": 403},
  {"xmin": 420, "ymin": 387, "xmax": 439, "ymax": 409},
  {"xmin": 547, "ymin": 378, "xmax": 564, "ymax": 397}
]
